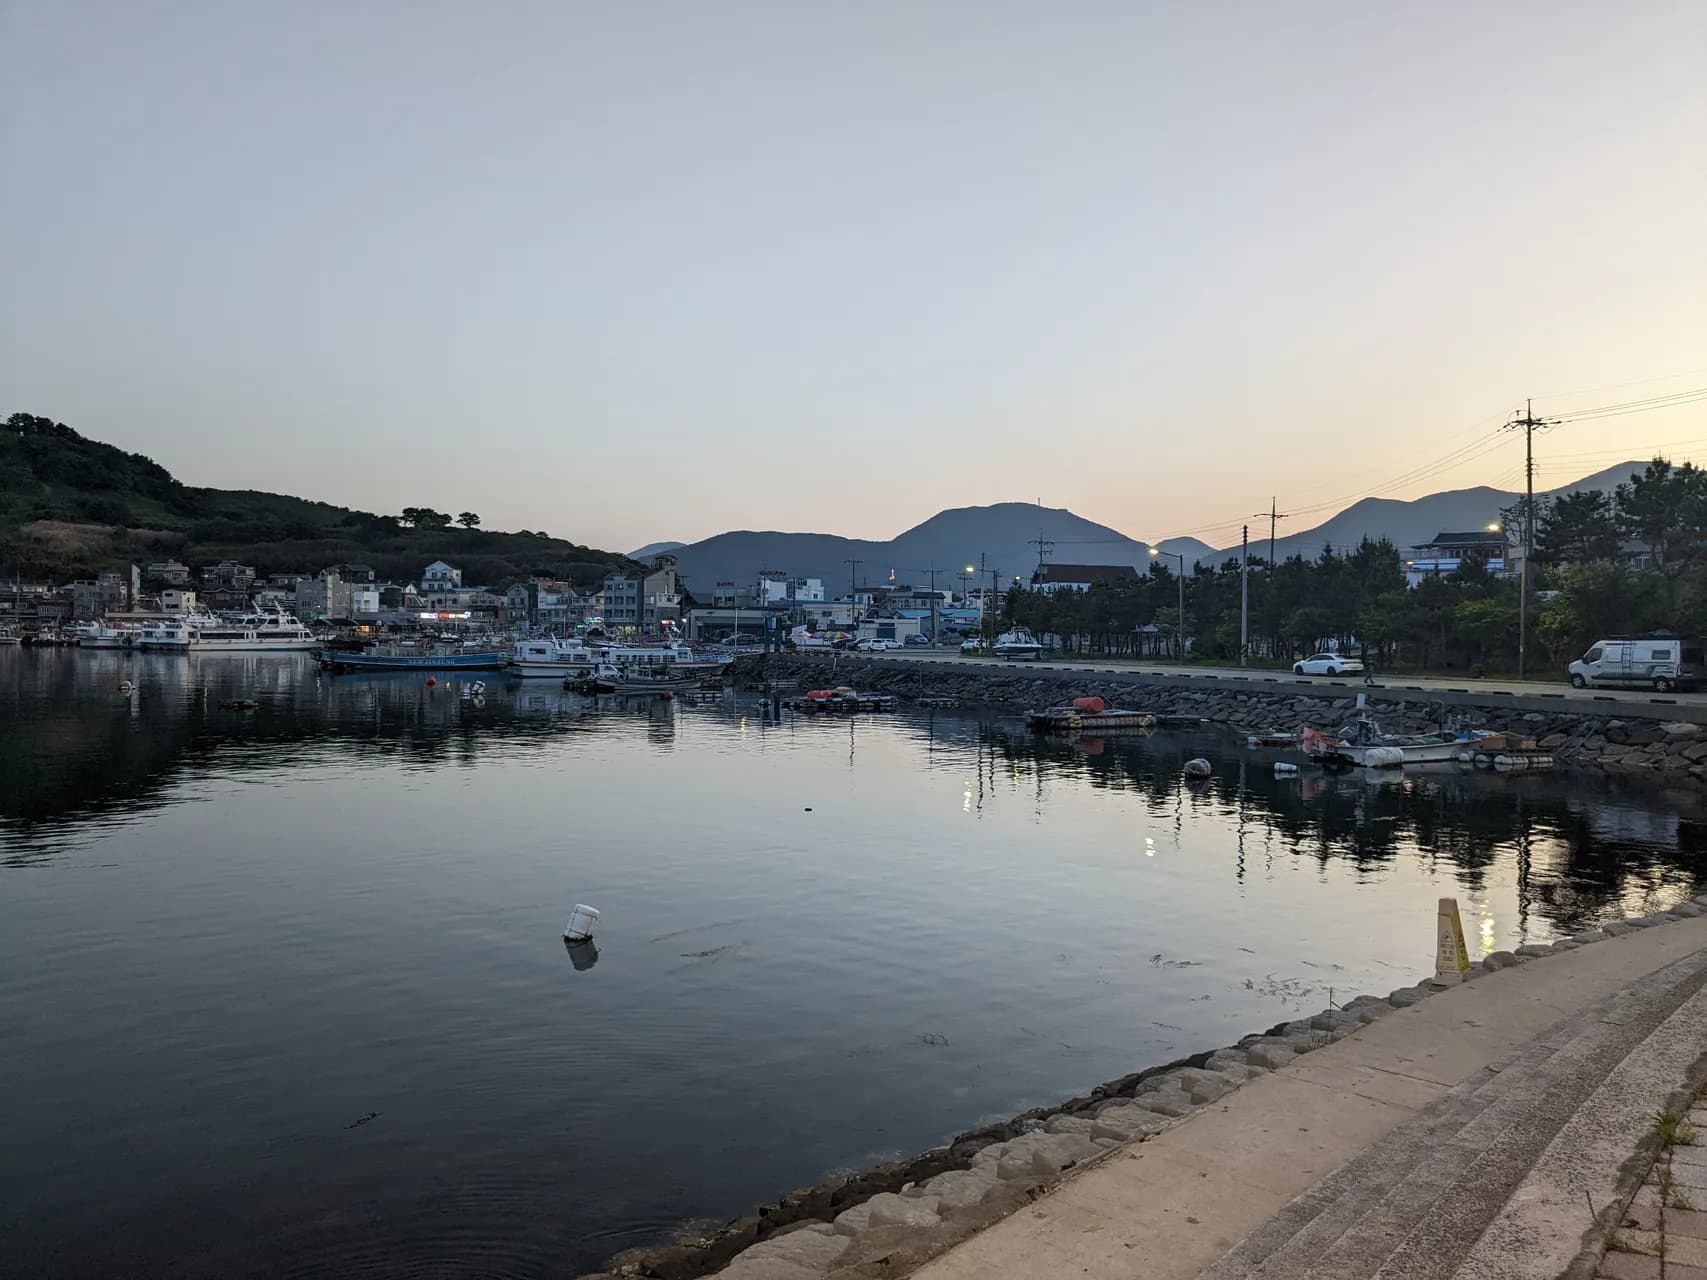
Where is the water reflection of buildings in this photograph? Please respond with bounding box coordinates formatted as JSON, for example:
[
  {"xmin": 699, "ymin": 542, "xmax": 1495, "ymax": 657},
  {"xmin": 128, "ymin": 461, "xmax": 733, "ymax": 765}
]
[
  {"xmin": 982, "ymin": 725, "xmax": 1707, "ymax": 938},
  {"xmin": 6, "ymin": 650, "xmax": 1703, "ymax": 937}
]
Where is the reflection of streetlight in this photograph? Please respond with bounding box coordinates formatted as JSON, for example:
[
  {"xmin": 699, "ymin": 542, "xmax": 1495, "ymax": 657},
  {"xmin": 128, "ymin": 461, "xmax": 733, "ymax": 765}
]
[{"xmin": 1148, "ymin": 547, "xmax": 1185, "ymax": 662}]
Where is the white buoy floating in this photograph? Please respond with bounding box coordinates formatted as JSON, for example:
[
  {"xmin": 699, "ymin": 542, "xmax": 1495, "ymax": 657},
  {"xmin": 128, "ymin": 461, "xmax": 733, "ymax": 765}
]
[
  {"xmin": 1182, "ymin": 758, "xmax": 1212, "ymax": 779},
  {"xmin": 118, "ymin": 680, "xmax": 134, "ymax": 695},
  {"xmin": 1273, "ymin": 761, "xmax": 1299, "ymax": 776},
  {"xmin": 563, "ymin": 903, "xmax": 600, "ymax": 942}
]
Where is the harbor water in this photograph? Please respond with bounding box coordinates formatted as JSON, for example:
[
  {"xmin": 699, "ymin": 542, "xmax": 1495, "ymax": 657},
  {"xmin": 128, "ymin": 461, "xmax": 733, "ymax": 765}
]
[{"xmin": 2, "ymin": 648, "xmax": 1704, "ymax": 1277}]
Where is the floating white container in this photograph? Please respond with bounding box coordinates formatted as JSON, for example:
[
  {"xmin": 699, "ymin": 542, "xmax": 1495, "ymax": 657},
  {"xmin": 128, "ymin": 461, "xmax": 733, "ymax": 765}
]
[
  {"xmin": 563, "ymin": 904, "xmax": 600, "ymax": 942},
  {"xmin": 1363, "ymin": 746, "xmax": 1405, "ymax": 768},
  {"xmin": 1273, "ymin": 762, "xmax": 1299, "ymax": 776},
  {"xmin": 1182, "ymin": 758, "xmax": 1212, "ymax": 779}
]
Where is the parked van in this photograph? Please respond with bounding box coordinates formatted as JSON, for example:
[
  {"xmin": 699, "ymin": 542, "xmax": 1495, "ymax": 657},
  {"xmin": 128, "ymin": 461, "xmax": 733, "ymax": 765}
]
[{"xmin": 1567, "ymin": 635, "xmax": 1703, "ymax": 692}]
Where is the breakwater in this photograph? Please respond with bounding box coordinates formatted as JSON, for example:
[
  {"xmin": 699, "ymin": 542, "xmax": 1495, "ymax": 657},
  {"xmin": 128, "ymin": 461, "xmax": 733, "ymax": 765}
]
[{"xmin": 731, "ymin": 655, "xmax": 1707, "ymax": 779}]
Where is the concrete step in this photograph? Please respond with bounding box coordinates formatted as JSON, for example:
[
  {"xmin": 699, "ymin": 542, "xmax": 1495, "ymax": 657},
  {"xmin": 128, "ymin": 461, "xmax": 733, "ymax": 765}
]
[{"xmin": 1201, "ymin": 949, "xmax": 1707, "ymax": 1280}]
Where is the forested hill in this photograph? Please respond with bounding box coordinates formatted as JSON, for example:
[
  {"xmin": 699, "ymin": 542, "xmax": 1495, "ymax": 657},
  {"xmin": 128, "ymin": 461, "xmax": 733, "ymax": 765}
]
[{"xmin": 0, "ymin": 413, "xmax": 636, "ymax": 587}]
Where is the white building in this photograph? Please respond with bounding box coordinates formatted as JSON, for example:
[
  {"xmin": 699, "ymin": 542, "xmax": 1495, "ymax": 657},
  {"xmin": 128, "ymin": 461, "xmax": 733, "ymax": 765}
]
[
  {"xmin": 760, "ymin": 576, "xmax": 825, "ymax": 605},
  {"xmin": 421, "ymin": 560, "xmax": 462, "ymax": 590}
]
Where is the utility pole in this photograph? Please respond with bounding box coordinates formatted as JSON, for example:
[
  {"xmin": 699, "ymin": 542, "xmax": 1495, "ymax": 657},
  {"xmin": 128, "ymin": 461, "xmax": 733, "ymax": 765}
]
[
  {"xmin": 1028, "ymin": 528, "xmax": 1054, "ymax": 584},
  {"xmin": 844, "ymin": 557, "xmax": 863, "ymax": 635},
  {"xmin": 1254, "ymin": 498, "xmax": 1291, "ymax": 567},
  {"xmin": 1240, "ymin": 524, "xmax": 1249, "ymax": 667},
  {"xmin": 1502, "ymin": 399, "xmax": 1558, "ymax": 680},
  {"xmin": 922, "ymin": 566, "xmax": 941, "ymax": 642}
]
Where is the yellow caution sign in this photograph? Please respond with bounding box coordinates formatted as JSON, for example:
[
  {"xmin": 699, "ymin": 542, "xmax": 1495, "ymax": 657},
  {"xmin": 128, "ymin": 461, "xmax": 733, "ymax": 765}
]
[{"xmin": 1433, "ymin": 897, "xmax": 1473, "ymax": 986}]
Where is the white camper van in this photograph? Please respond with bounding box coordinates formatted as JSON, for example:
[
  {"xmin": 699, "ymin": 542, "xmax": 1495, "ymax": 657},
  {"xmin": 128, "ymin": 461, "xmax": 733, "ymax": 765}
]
[{"xmin": 1567, "ymin": 635, "xmax": 1702, "ymax": 692}]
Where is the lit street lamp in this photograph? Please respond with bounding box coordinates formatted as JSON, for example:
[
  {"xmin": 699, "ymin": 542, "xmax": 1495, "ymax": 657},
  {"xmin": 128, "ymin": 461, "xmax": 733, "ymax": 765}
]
[{"xmin": 1148, "ymin": 547, "xmax": 1185, "ymax": 662}]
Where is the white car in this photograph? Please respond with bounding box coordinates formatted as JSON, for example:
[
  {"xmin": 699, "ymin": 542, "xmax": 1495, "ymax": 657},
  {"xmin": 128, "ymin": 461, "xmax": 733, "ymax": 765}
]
[
  {"xmin": 1293, "ymin": 652, "xmax": 1364, "ymax": 676},
  {"xmin": 855, "ymin": 638, "xmax": 899, "ymax": 652},
  {"xmin": 961, "ymin": 637, "xmax": 983, "ymax": 653}
]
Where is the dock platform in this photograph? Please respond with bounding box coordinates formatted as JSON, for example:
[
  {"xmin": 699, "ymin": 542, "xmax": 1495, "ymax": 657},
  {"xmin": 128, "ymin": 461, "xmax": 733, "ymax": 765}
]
[{"xmin": 1027, "ymin": 708, "xmax": 1158, "ymax": 734}]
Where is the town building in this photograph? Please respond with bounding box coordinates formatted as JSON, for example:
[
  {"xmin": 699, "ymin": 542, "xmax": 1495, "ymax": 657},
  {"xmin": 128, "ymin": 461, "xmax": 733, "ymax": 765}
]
[
  {"xmin": 160, "ymin": 588, "xmax": 197, "ymax": 613},
  {"xmin": 0, "ymin": 583, "xmax": 70, "ymax": 630},
  {"xmin": 200, "ymin": 561, "xmax": 256, "ymax": 592},
  {"xmin": 143, "ymin": 560, "xmax": 191, "ymax": 586},
  {"xmin": 1404, "ymin": 531, "xmax": 1514, "ymax": 588},
  {"xmin": 601, "ymin": 555, "xmax": 681, "ymax": 630},
  {"xmin": 420, "ymin": 560, "xmax": 462, "ymax": 591},
  {"xmin": 1029, "ymin": 563, "xmax": 1144, "ymax": 593}
]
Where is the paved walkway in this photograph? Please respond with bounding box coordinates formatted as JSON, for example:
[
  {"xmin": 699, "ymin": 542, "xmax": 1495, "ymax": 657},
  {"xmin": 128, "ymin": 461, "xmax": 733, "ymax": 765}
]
[
  {"xmin": 1599, "ymin": 1091, "xmax": 1707, "ymax": 1280},
  {"xmin": 911, "ymin": 915, "xmax": 1707, "ymax": 1280}
]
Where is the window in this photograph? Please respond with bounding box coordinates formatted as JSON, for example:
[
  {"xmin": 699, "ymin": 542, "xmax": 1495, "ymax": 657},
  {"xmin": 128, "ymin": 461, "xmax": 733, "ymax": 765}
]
[
  {"xmin": 1585, "ymin": 647, "xmax": 1603, "ymax": 663},
  {"xmin": 1650, "ymin": 649, "xmax": 1670, "ymax": 662}
]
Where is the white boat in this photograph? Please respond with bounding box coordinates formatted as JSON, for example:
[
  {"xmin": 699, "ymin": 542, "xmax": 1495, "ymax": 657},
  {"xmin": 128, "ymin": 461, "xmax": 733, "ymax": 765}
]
[
  {"xmin": 1303, "ymin": 717, "xmax": 1490, "ymax": 768},
  {"xmin": 138, "ymin": 605, "xmax": 317, "ymax": 653},
  {"xmin": 992, "ymin": 627, "xmax": 1044, "ymax": 660},
  {"xmin": 76, "ymin": 621, "xmax": 142, "ymax": 649},
  {"xmin": 0, "ymin": 628, "xmax": 18, "ymax": 645},
  {"xmin": 507, "ymin": 635, "xmax": 727, "ymax": 680}
]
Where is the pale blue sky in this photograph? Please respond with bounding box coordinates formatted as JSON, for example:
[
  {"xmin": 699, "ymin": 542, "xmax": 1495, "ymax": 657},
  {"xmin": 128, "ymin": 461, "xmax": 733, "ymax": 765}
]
[{"xmin": 5, "ymin": 1, "xmax": 1704, "ymax": 552}]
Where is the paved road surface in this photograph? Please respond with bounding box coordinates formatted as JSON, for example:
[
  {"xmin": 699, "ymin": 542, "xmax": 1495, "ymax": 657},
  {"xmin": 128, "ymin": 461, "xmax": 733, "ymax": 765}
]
[{"xmin": 859, "ymin": 650, "xmax": 1707, "ymax": 709}]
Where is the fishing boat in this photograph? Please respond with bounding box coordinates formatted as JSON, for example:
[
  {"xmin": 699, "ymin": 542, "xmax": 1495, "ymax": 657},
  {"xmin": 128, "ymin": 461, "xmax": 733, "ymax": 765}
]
[
  {"xmin": 568, "ymin": 662, "xmax": 701, "ymax": 694},
  {"xmin": 321, "ymin": 645, "xmax": 508, "ymax": 672},
  {"xmin": 0, "ymin": 629, "xmax": 18, "ymax": 645},
  {"xmin": 1302, "ymin": 716, "xmax": 1493, "ymax": 768},
  {"xmin": 992, "ymin": 627, "xmax": 1044, "ymax": 660}
]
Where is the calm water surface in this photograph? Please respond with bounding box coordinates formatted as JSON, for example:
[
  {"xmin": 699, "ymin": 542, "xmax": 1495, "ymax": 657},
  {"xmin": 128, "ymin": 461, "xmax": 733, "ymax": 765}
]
[{"xmin": 3, "ymin": 648, "xmax": 1703, "ymax": 1277}]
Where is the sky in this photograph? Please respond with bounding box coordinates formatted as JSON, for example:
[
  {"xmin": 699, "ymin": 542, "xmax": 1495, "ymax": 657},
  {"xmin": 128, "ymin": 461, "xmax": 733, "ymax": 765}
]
[{"xmin": 5, "ymin": 1, "xmax": 1705, "ymax": 554}]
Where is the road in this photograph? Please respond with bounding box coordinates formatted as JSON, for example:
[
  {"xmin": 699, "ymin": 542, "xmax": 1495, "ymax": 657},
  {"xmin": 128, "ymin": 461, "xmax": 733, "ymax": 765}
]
[{"xmin": 857, "ymin": 649, "xmax": 1707, "ymax": 709}]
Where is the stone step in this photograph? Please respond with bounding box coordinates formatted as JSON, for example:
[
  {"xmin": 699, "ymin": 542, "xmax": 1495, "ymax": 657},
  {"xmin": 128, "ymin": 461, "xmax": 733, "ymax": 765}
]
[{"xmin": 1201, "ymin": 950, "xmax": 1707, "ymax": 1280}]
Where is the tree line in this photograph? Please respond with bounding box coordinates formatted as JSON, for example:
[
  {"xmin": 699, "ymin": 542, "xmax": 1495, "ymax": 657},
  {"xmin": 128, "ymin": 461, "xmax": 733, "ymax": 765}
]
[{"xmin": 995, "ymin": 459, "xmax": 1705, "ymax": 675}]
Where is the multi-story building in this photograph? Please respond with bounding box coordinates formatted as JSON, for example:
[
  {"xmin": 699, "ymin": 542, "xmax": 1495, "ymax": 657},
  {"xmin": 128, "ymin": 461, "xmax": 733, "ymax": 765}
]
[
  {"xmin": 1029, "ymin": 563, "xmax": 1143, "ymax": 593},
  {"xmin": 144, "ymin": 560, "xmax": 192, "ymax": 586},
  {"xmin": 1404, "ymin": 531, "xmax": 1513, "ymax": 588},
  {"xmin": 420, "ymin": 560, "xmax": 462, "ymax": 591},
  {"xmin": 294, "ymin": 570, "xmax": 350, "ymax": 621},
  {"xmin": 602, "ymin": 556, "xmax": 681, "ymax": 630},
  {"xmin": 200, "ymin": 561, "xmax": 256, "ymax": 592}
]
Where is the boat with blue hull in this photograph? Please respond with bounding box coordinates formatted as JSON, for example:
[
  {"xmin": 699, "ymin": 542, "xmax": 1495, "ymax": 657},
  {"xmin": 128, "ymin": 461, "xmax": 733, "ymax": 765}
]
[{"xmin": 320, "ymin": 647, "xmax": 508, "ymax": 672}]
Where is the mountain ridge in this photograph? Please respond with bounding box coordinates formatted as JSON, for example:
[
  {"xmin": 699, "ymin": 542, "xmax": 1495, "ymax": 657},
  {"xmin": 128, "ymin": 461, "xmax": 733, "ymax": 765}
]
[{"xmin": 656, "ymin": 463, "xmax": 1658, "ymax": 593}]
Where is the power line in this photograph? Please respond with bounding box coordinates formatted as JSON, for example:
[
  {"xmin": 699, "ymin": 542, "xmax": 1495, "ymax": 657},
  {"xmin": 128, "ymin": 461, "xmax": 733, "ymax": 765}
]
[{"xmin": 1533, "ymin": 366, "xmax": 1707, "ymax": 403}]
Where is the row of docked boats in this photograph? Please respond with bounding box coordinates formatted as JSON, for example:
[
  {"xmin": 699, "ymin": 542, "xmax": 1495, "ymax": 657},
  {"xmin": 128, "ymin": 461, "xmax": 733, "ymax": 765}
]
[
  {"xmin": 322, "ymin": 634, "xmax": 732, "ymax": 688},
  {"xmin": 1024, "ymin": 693, "xmax": 1554, "ymax": 771},
  {"xmin": 42, "ymin": 609, "xmax": 733, "ymax": 693}
]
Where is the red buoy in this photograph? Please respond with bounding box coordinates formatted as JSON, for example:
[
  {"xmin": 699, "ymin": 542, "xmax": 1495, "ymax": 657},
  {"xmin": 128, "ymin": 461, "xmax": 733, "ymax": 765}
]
[{"xmin": 426, "ymin": 675, "xmax": 437, "ymax": 688}]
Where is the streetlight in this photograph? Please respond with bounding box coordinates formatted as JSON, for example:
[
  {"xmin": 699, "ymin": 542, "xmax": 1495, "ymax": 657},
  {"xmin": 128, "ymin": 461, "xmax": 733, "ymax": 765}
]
[{"xmin": 1148, "ymin": 547, "xmax": 1185, "ymax": 663}]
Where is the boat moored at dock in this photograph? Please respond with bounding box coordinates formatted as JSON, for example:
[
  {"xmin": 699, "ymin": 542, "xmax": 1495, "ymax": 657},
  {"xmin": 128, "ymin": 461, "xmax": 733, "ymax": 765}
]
[{"xmin": 320, "ymin": 646, "xmax": 508, "ymax": 672}]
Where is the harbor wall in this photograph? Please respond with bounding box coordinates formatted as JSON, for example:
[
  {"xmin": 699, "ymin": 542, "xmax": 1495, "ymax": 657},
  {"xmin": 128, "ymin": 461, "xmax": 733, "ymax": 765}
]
[{"xmin": 730, "ymin": 655, "xmax": 1707, "ymax": 780}]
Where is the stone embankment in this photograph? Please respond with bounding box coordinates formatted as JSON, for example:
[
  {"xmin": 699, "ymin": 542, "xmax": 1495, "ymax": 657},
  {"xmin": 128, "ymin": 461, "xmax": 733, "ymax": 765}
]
[
  {"xmin": 731, "ymin": 655, "xmax": 1707, "ymax": 779},
  {"xmin": 587, "ymin": 896, "xmax": 1707, "ymax": 1280}
]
